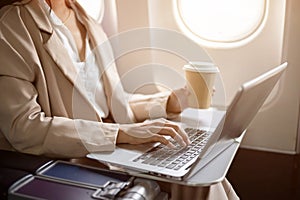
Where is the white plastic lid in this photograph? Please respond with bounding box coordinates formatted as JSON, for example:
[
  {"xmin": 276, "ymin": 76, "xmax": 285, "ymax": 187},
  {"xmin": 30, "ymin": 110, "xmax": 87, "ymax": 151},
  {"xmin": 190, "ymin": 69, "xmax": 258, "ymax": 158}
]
[{"xmin": 183, "ymin": 61, "xmax": 219, "ymax": 73}]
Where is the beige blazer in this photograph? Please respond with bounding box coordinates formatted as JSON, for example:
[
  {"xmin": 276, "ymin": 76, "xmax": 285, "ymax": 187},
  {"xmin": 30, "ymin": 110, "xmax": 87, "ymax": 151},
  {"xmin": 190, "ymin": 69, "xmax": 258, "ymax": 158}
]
[{"xmin": 0, "ymin": 0, "xmax": 170, "ymax": 157}]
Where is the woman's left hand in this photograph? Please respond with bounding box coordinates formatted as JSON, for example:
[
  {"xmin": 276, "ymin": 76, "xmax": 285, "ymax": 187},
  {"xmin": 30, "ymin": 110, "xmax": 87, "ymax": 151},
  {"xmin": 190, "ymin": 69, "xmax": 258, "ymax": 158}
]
[{"xmin": 166, "ymin": 86, "xmax": 190, "ymax": 114}]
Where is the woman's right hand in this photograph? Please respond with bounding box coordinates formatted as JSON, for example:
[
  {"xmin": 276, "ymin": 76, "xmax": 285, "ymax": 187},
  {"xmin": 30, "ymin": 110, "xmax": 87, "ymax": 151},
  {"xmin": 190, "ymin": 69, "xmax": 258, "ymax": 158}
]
[{"xmin": 117, "ymin": 118, "xmax": 190, "ymax": 148}]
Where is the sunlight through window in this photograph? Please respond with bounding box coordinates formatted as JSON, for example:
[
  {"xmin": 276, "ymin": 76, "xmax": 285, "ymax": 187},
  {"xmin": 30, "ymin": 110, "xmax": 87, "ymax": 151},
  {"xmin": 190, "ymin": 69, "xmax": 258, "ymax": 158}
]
[
  {"xmin": 174, "ymin": 0, "xmax": 268, "ymax": 48},
  {"xmin": 77, "ymin": 0, "xmax": 104, "ymax": 22}
]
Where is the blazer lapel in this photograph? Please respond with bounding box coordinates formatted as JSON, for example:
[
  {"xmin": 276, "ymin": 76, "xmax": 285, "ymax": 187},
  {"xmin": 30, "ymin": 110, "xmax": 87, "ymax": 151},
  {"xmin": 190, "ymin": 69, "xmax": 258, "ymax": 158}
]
[
  {"xmin": 43, "ymin": 35, "xmax": 79, "ymax": 85},
  {"xmin": 24, "ymin": 1, "xmax": 103, "ymax": 120},
  {"xmin": 71, "ymin": 2, "xmax": 136, "ymax": 123},
  {"xmin": 25, "ymin": 0, "xmax": 135, "ymax": 123},
  {"xmin": 25, "ymin": 0, "xmax": 78, "ymax": 85}
]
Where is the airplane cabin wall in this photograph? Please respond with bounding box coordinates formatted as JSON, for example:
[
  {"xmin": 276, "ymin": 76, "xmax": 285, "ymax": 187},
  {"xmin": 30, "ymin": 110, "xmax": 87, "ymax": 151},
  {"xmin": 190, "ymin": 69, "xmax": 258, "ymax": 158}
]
[{"xmin": 282, "ymin": 0, "xmax": 300, "ymax": 153}]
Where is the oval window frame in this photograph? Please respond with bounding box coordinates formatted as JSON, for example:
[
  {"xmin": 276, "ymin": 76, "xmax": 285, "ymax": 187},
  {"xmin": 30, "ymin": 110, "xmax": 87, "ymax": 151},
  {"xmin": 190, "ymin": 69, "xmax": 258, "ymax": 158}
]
[{"xmin": 173, "ymin": 0, "xmax": 269, "ymax": 48}]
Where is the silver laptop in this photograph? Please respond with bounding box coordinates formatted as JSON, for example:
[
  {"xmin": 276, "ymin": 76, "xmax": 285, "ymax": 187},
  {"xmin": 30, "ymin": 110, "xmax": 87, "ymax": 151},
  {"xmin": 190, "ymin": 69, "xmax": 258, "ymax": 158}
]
[{"xmin": 87, "ymin": 62, "xmax": 287, "ymax": 180}]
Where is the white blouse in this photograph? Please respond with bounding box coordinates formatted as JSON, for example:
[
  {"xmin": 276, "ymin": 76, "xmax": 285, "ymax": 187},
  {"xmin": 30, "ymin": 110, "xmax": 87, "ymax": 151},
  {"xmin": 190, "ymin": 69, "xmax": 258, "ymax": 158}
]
[{"xmin": 40, "ymin": 0, "xmax": 109, "ymax": 118}]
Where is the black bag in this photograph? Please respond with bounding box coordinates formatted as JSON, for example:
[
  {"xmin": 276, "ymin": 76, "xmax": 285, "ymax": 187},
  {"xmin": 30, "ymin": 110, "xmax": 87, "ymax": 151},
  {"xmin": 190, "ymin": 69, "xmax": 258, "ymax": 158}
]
[
  {"xmin": 0, "ymin": 150, "xmax": 166, "ymax": 200},
  {"xmin": 0, "ymin": 150, "xmax": 53, "ymax": 200},
  {"xmin": 8, "ymin": 161, "xmax": 164, "ymax": 200}
]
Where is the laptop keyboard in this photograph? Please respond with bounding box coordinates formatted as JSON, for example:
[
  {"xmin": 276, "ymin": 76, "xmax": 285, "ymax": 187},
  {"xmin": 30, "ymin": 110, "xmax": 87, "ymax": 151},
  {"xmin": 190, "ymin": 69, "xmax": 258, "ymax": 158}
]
[{"xmin": 132, "ymin": 128, "xmax": 211, "ymax": 171}]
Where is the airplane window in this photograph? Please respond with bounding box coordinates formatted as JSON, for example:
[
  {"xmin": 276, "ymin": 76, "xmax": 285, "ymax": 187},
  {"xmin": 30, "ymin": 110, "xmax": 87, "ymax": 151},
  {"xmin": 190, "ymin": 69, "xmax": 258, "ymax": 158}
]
[
  {"xmin": 174, "ymin": 0, "xmax": 268, "ymax": 48},
  {"xmin": 77, "ymin": 0, "xmax": 104, "ymax": 22}
]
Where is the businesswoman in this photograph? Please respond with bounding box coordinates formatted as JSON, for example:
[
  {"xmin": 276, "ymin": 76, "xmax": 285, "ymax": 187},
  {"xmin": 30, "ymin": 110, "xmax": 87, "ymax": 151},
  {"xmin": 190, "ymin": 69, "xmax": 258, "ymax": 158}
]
[
  {"xmin": 0, "ymin": 0, "xmax": 238, "ymax": 199},
  {"xmin": 0, "ymin": 0, "xmax": 189, "ymax": 157}
]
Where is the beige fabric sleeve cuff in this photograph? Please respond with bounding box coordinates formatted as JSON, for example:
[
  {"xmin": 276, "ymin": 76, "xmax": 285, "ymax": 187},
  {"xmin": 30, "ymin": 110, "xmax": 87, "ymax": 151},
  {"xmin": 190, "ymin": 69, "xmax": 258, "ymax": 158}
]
[
  {"xmin": 129, "ymin": 91, "xmax": 171, "ymax": 122},
  {"xmin": 72, "ymin": 120, "xmax": 120, "ymax": 153}
]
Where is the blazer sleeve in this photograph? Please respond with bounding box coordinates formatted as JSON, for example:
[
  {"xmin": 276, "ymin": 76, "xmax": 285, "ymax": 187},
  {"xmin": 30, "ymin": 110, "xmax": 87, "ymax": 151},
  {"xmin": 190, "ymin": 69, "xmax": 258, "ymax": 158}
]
[
  {"xmin": 128, "ymin": 91, "xmax": 172, "ymax": 122},
  {"xmin": 0, "ymin": 70, "xmax": 119, "ymax": 158}
]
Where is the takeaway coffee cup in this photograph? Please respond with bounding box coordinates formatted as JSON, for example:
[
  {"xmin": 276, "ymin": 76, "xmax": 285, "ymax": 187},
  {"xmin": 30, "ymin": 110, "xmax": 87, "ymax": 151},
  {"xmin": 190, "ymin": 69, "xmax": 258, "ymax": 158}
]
[{"xmin": 183, "ymin": 62, "xmax": 219, "ymax": 109}]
